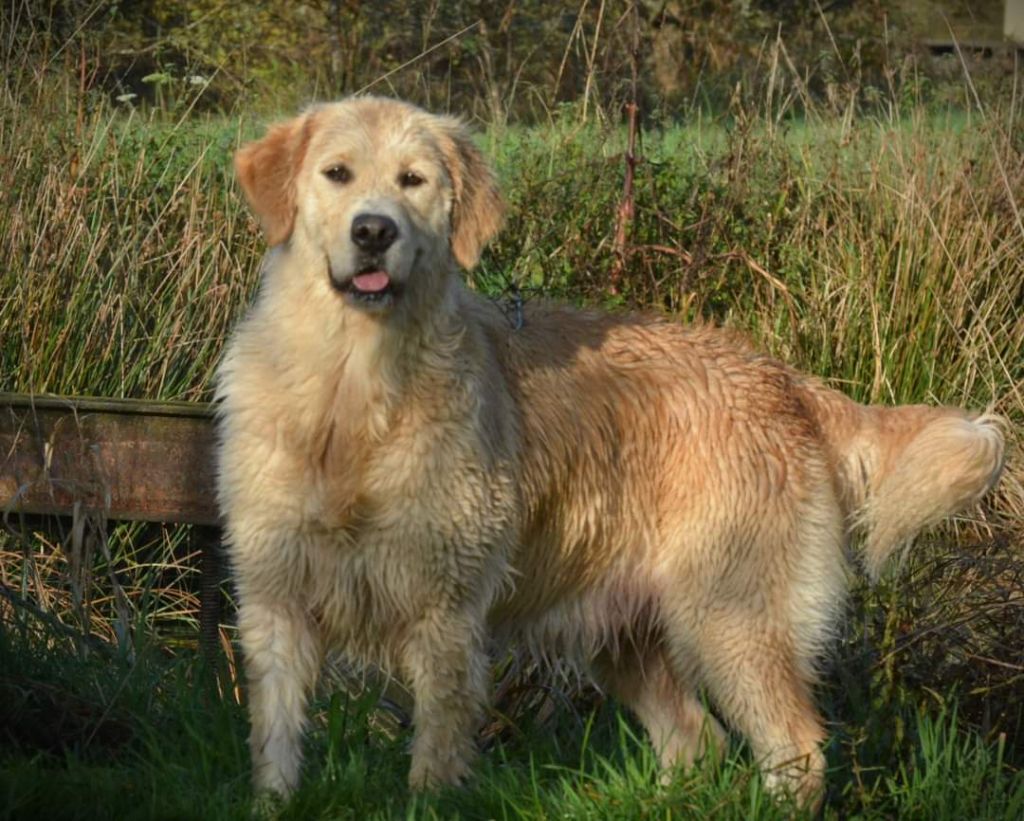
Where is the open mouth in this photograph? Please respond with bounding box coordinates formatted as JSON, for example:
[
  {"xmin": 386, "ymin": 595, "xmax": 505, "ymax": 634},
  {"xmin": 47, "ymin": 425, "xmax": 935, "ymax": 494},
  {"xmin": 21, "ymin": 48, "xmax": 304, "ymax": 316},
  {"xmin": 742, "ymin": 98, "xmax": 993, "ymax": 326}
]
[{"xmin": 330, "ymin": 262, "xmax": 401, "ymax": 308}]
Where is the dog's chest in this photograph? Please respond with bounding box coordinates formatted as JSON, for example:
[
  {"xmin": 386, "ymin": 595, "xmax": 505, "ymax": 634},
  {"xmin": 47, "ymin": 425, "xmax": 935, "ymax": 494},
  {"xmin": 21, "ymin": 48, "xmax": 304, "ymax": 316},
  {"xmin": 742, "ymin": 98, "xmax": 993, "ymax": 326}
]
[
  {"xmin": 301, "ymin": 453, "xmax": 518, "ymax": 665},
  {"xmin": 305, "ymin": 417, "xmax": 517, "ymax": 626}
]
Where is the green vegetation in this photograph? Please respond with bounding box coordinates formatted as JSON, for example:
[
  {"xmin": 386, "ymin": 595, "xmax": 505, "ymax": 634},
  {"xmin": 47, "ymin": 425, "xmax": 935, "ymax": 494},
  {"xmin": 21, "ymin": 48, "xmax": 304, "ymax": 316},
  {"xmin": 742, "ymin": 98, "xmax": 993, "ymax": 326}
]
[
  {"xmin": 3, "ymin": 621, "xmax": 1023, "ymax": 820},
  {"xmin": 2, "ymin": 3, "xmax": 1022, "ymax": 818}
]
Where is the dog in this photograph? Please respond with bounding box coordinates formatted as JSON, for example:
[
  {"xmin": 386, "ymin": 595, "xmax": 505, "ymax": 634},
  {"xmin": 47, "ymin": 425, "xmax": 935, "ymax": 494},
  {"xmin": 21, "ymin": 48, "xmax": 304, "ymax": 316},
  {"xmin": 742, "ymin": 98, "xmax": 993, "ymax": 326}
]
[{"xmin": 216, "ymin": 96, "xmax": 1005, "ymax": 808}]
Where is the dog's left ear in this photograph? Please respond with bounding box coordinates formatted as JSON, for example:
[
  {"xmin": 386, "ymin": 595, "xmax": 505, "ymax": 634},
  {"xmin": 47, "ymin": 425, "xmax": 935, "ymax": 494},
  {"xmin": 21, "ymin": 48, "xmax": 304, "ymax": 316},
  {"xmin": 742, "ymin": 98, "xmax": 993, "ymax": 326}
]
[
  {"xmin": 436, "ymin": 118, "xmax": 505, "ymax": 269},
  {"xmin": 234, "ymin": 112, "xmax": 314, "ymax": 246}
]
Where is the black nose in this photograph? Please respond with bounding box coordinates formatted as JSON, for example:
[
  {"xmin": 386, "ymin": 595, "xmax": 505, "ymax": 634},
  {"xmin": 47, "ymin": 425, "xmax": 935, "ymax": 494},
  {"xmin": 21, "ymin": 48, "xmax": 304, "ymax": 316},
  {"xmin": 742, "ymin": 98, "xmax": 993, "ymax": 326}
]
[{"xmin": 351, "ymin": 213, "xmax": 398, "ymax": 253}]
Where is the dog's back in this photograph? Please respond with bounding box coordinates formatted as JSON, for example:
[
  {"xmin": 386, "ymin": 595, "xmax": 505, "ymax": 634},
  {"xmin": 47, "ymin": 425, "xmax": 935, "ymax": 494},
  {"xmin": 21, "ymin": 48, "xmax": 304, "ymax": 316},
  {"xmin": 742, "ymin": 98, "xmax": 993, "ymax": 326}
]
[{"xmin": 485, "ymin": 296, "xmax": 1004, "ymax": 611}]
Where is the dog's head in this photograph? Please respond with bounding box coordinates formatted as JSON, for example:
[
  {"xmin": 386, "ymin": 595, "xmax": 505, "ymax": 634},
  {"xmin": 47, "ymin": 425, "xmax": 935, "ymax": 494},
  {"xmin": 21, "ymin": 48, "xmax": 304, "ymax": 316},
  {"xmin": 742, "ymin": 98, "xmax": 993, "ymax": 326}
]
[{"xmin": 234, "ymin": 97, "xmax": 505, "ymax": 312}]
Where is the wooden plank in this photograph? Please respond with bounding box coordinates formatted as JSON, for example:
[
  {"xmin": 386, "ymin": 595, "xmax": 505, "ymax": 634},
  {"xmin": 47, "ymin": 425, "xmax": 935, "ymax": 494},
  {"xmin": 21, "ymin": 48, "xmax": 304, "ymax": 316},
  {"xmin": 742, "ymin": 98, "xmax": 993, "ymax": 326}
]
[
  {"xmin": 0, "ymin": 393, "xmax": 219, "ymax": 525},
  {"xmin": 1008, "ymin": 0, "xmax": 1024, "ymax": 43}
]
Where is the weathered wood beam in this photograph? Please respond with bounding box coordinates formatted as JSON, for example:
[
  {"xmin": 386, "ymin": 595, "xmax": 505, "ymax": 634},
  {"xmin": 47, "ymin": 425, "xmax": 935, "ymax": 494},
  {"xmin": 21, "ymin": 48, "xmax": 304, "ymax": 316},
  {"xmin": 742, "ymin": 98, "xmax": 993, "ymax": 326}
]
[
  {"xmin": 0, "ymin": 392, "xmax": 218, "ymax": 525},
  {"xmin": 0, "ymin": 392, "xmax": 224, "ymax": 663}
]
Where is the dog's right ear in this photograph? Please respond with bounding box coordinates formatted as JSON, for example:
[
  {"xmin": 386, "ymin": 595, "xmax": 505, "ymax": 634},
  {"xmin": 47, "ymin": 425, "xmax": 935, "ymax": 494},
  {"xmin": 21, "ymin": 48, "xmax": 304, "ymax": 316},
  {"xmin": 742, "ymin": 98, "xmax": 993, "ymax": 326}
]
[{"xmin": 234, "ymin": 114, "xmax": 313, "ymax": 246}]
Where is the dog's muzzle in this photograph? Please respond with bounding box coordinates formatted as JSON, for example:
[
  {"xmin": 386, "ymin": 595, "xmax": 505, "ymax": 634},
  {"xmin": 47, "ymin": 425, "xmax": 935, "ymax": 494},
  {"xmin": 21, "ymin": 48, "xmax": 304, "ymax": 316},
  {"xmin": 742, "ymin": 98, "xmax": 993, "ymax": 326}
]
[{"xmin": 328, "ymin": 213, "xmax": 403, "ymax": 309}]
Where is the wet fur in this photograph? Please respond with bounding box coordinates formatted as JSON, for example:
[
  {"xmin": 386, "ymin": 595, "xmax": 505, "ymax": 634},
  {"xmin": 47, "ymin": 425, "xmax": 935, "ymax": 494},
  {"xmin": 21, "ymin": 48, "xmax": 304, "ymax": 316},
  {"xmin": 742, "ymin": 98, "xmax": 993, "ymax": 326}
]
[{"xmin": 217, "ymin": 96, "xmax": 1006, "ymax": 806}]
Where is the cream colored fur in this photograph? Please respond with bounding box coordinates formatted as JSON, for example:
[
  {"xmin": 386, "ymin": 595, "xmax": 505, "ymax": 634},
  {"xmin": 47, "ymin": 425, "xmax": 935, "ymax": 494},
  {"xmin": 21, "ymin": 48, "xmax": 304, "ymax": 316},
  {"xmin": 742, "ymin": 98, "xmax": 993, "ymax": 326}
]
[{"xmin": 216, "ymin": 96, "xmax": 1006, "ymax": 807}]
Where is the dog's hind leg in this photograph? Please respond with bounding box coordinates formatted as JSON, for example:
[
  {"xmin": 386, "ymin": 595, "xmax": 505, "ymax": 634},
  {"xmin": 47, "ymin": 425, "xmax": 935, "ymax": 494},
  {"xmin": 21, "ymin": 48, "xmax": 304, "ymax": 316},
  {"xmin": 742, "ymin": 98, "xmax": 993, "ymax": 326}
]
[
  {"xmin": 679, "ymin": 613, "xmax": 827, "ymax": 809},
  {"xmin": 239, "ymin": 595, "xmax": 323, "ymax": 797},
  {"xmin": 594, "ymin": 647, "xmax": 726, "ymax": 776},
  {"xmin": 401, "ymin": 607, "xmax": 490, "ymax": 791}
]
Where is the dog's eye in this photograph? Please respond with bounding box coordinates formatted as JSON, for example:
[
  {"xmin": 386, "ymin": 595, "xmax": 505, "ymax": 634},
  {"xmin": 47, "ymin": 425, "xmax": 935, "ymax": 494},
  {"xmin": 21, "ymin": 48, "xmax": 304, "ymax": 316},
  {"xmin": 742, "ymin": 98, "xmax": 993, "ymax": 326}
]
[
  {"xmin": 399, "ymin": 171, "xmax": 425, "ymax": 188},
  {"xmin": 323, "ymin": 164, "xmax": 351, "ymax": 184}
]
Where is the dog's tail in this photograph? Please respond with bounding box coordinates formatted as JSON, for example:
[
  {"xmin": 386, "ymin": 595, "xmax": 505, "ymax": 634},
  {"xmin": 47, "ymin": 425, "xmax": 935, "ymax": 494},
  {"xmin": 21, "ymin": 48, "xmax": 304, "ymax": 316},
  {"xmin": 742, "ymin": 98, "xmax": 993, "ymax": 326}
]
[{"xmin": 802, "ymin": 383, "xmax": 1005, "ymax": 580}]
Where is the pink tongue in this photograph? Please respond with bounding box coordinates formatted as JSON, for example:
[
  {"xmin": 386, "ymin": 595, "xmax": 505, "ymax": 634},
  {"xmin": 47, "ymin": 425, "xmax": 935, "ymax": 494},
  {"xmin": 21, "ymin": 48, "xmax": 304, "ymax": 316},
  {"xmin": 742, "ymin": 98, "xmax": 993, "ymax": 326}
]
[{"xmin": 352, "ymin": 271, "xmax": 390, "ymax": 292}]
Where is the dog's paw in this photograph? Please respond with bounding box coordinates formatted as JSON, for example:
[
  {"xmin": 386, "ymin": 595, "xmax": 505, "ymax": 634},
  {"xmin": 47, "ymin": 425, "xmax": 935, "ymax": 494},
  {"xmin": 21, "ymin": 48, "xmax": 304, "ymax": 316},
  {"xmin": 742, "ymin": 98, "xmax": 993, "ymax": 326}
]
[
  {"xmin": 408, "ymin": 753, "xmax": 471, "ymax": 792},
  {"xmin": 251, "ymin": 789, "xmax": 287, "ymax": 820},
  {"xmin": 761, "ymin": 759, "xmax": 825, "ymax": 814}
]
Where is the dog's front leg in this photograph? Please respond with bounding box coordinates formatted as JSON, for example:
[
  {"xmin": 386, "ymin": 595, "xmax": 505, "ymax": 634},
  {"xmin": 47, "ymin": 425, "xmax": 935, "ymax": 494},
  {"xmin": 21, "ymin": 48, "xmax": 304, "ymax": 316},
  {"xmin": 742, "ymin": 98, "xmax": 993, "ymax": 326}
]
[
  {"xmin": 402, "ymin": 607, "xmax": 489, "ymax": 790},
  {"xmin": 238, "ymin": 595, "xmax": 323, "ymax": 797}
]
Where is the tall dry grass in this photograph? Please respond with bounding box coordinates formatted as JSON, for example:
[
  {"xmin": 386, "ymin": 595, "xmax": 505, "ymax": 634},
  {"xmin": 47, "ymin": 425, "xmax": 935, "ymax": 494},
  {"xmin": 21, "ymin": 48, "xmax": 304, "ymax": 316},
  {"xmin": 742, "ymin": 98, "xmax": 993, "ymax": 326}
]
[{"xmin": 0, "ymin": 61, "xmax": 259, "ymax": 401}]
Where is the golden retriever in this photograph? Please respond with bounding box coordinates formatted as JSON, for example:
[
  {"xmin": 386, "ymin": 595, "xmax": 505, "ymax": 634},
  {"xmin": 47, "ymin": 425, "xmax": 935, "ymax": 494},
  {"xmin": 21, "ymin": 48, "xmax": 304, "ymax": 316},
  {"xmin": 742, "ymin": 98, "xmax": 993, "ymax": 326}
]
[{"xmin": 216, "ymin": 96, "xmax": 1005, "ymax": 807}]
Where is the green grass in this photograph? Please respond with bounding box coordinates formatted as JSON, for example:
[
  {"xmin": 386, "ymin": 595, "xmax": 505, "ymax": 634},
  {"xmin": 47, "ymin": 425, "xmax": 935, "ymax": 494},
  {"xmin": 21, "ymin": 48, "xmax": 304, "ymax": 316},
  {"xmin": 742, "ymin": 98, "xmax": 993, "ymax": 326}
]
[
  {"xmin": 2, "ymin": 18, "xmax": 1023, "ymax": 821},
  {"xmin": 2, "ymin": 622, "xmax": 1023, "ymax": 821}
]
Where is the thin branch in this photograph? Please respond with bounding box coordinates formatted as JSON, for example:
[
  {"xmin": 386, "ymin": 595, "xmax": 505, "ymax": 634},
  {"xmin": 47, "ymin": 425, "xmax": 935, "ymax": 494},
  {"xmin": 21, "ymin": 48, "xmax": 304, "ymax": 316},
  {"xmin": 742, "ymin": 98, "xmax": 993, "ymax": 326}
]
[
  {"xmin": 356, "ymin": 21, "xmax": 482, "ymax": 96},
  {"xmin": 608, "ymin": 2, "xmax": 642, "ymax": 294}
]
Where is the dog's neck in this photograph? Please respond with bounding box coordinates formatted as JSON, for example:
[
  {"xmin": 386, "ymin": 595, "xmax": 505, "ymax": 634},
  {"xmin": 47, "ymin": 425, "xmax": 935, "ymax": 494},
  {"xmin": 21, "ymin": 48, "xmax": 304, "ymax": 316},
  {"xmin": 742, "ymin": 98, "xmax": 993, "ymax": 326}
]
[
  {"xmin": 257, "ymin": 245, "xmax": 467, "ymax": 443},
  {"xmin": 243, "ymin": 245, "xmax": 472, "ymax": 525}
]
